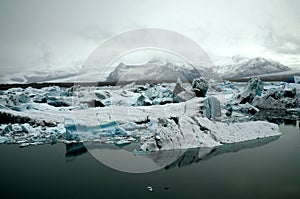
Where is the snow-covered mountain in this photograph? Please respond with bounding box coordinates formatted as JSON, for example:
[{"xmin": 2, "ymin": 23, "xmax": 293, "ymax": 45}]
[
  {"xmin": 106, "ymin": 60, "xmax": 220, "ymax": 83},
  {"xmin": 0, "ymin": 57, "xmax": 294, "ymax": 84},
  {"xmin": 107, "ymin": 57, "xmax": 294, "ymax": 83},
  {"xmin": 213, "ymin": 57, "xmax": 291, "ymax": 79}
]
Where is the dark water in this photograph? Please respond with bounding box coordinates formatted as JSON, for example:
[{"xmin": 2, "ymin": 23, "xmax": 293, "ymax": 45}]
[{"xmin": 0, "ymin": 122, "xmax": 299, "ymax": 199}]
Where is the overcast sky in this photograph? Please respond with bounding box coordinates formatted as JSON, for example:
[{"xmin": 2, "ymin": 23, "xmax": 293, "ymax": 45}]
[{"xmin": 0, "ymin": 0, "xmax": 299, "ymax": 75}]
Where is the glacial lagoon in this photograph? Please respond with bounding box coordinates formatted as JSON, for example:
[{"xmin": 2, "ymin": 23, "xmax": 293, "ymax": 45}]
[{"xmin": 0, "ymin": 122, "xmax": 299, "ymax": 198}]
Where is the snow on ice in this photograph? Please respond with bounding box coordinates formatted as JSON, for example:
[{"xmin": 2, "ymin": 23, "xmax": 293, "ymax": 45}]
[{"xmin": 0, "ymin": 77, "xmax": 298, "ymax": 151}]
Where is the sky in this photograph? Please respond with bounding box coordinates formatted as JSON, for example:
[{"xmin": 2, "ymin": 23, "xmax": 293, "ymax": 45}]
[{"xmin": 0, "ymin": 0, "xmax": 299, "ymax": 77}]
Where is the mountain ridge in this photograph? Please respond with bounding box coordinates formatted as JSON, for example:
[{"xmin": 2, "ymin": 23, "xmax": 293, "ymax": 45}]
[
  {"xmin": 213, "ymin": 57, "xmax": 291, "ymax": 79},
  {"xmin": 0, "ymin": 57, "xmax": 294, "ymax": 84}
]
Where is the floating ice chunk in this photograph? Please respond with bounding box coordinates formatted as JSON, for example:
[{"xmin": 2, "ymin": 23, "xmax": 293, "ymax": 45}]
[
  {"xmin": 178, "ymin": 116, "xmax": 221, "ymax": 148},
  {"xmin": 174, "ymin": 79, "xmax": 196, "ymax": 102},
  {"xmin": 173, "ymin": 78, "xmax": 186, "ymax": 95},
  {"xmin": 3, "ymin": 123, "xmax": 23, "ymax": 133},
  {"xmin": 147, "ymin": 186, "xmax": 153, "ymax": 192},
  {"xmin": 33, "ymin": 94, "xmax": 47, "ymax": 103},
  {"xmin": 152, "ymin": 97, "xmax": 174, "ymax": 105},
  {"xmin": 0, "ymin": 136, "xmax": 10, "ymax": 144},
  {"xmin": 222, "ymin": 80, "xmax": 240, "ymax": 91},
  {"xmin": 47, "ymin": 100, "xmax": 70, "ymax": 107},
  {"xmin": 104, "ymin": 90, "xmax": 139, "ymax": 106},
  {"xmin": 94, "ymin": 90, "xmax": 111, "ymax": 100},
  {"xmin": 47, "ymin": 123, "xmax": 66, "ymax": 135},
  {"xmin": 140, "ymin": 116, "xmax": 221, "ymax": 151},
  {"xmin": 6, "ymin": 87, "xmax": 23, "ymax": 93},
  {"xmin": 232, "ymin": 77, "xmax": 263, "ymax": 104},
  {"xmin": 21, "ymin": 123, "xmax": 34, "ymax": 134},
  {"xmin": 66, "ymin": 129, "xmax": 80, "ymax": 141},
  {"xmin": 145, "ymin": 87, "xmax": 159, "ymax": 100},
  {"xmin": 115, "ymin": 139, "xmax": 132, "ymax": 146},
  {"xmin": 282, "ymin": 87, "xmax": 296, "ymax": 98},
  {"xmin": 140, "ymin": 116, "xmax": 281, "ymax": 151},
  {"xmin": 122, "ymin": 82, "xmax": 136, "ymax": 89},
  {"xmin": 191, "ymin": 77, "xmax": 208, "ymax": 97},
  {"xmin": 176, "ymin": 90, "xmax": 195, "ymax": 102},
  {"xmin": 294, "ymin": 76, "xmax": 300, "ymax": 84},
  {"xmin": 136, "ymin": 94, "xmax": 152, "ymax": 106},
  {"xmin": 118, "ymin": 122, "xmax": 143, "ymax": 131},
  {"xmin": 24, "ymin": 86, "xmax": 37, "ymax": 94},
  {"xmin": 129, "ymin": 83, "xmax": 180, "ymax": 106},
  {"xmin": 225, "ymin": 103, "xmax": 233, "ymax": 117},
  {"xmin": 6, "ymin": 95, "xmax": 20, "ymax": 107},
  {"xmin": 251, "ymin": 83, "xmax": 299, "ymax": 109},
  {"xmin": 43, "ymin": 86, "xmax": 62, "ymax": 97},
  {"xmin": 202, "ymin": 96, "xmax": 222, "ymax": 119},
  {"xmin": 234, "ymin": 103, "xmax": 259, "ymax": 115},
  {"xmin": 195, "ymin": 117, "xmax": 281, "ymax": 144},
  {"xmin": 18, "ymin": 93, "xmax": 30, "ymax": 103}
]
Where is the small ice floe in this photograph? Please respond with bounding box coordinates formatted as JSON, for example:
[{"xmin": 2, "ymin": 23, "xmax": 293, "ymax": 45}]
[{"xmin": 147, "ymin": 186, "xmax": 153, "ymax": 192}]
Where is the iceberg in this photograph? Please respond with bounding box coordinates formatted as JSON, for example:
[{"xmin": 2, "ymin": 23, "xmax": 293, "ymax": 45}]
[
  {"xmin": 231, "ymin": 77, "xmax": 263, "ymax": 104},
  {"xmin": 173, "ymin": 78, "xmax": 196, "ymax": 102},
  {"xmin": 139, "ymin": 116, "xmax": 280, "ymax": 151},
  {"xmin": 202, "ymin": 96, "xmax": 222, "ymax": 119},
  {"xmin": 251, "ymin": 83, "xmax": 299, "ymax": 109},
  {"xmin": 0, "ymin": 77, "xmax": 291, "ymax": 151},
  {"xmin": 227, "ymin": 77, "xmax": 299, "ymax": 120},
  {"xmin": 173, "ymin": 78, "xmax": 186, "ymax": 95},
  {"xmin": 191, "ymin": 77, "xmax": 208, "ymax": 97},
  {"xmin": 294, "ymin": 76, "xmax": 300, "ymax": 84},
  {"xmin": 136, "ymin": 94, "xmax": 152, "ymax": 106},
  {"xmin": 134, "ymin": 83, "xmax": 179, "ymax": 106}
]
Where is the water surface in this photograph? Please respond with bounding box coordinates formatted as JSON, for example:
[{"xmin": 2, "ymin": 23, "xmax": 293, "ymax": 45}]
[{"xmin": 0, "ymin": 122, "xmax": 299, "ymax": 198}]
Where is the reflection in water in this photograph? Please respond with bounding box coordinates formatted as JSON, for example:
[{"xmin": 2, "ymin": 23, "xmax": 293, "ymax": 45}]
[
  {"xmin": 1, "ymin": 124, "xmax": 299, "ymax": 198},
  {"xmin": 65, "ymin": 135, "xmax": 280, "ymax": 170},
  {"xmin": 74, "ymin": 143, "xmax": 185, "ymax": 173},
  {"xmin": 253, "ymin": 110, "xmax": 298, "ymax": 126},
  {"xmin": 65, "ymin": 143, "xmax": 88, "ymax": 161},
  {"xmin": 283, "ymin": 119, "xmax": 297, "ymax": 126},
  {"xmin": 165, "ymin": 135, "xmax": 280, "ymax": 170}
]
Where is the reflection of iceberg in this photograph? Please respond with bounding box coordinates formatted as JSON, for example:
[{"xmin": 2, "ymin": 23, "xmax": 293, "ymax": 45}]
[
  {"xmin": 165, "ymin": 135, "xmax": 280, "ymax": 170},
  {"xmin": 64, "ymin": 135, "xmax": 280, "ymax": 171},
  {"xmin": 66, "ymin": 142, "xmax": 185, "ymax": 173},
  {"xmin": 253, "ymin": 109, "xmax": 299, "ymax": 125},
  {"xmin": 65, "ymin": 143, "xmax": 87, "ymax": 162}
]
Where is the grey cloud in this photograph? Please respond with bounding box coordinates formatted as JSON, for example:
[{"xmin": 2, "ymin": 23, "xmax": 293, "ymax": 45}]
[
  {"xmin": 260, "ymin": 25, "xmax": 300, "ymax": 55},
  {"xmin": 0, "ymin": 0, "xmax": 300, "ymax": 75},
  {"xmin": 34, "ymin": 42, "xmax": 55, "ymax": 69},
  {"xmin": 74, "ymin": 27, "xmax": 113, "ymax": 44}
]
